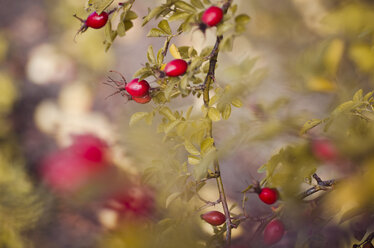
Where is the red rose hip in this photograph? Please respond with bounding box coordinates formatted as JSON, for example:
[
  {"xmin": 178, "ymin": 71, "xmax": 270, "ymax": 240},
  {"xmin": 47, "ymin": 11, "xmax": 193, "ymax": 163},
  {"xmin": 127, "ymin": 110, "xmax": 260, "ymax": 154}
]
[
  {"xmin": 311, "ymin": 139, "xmax": 338, "ymax": 162},
  {"xmin": 201, "ymin": 211, "xmax": 226, "ymax": 226},
  {"xmin": 125, "ymin": 78, "xmax": 150, "ymax": 97},
  {"xmin": 259, "ymin": 188, "xmax": 278, "ymax": 205},
  {"xmin": 164, "ymin": 59, "xmax": 188, "ymax": 77},
  {"xmin": 201, "ymin": 6, "xmax": 224, "ymax": 27},
  {"xmin": 85, "ymin": 11, "xmax": 109, "ymax": 29},
  {"xmin": 133, "ymin": 94, "xmax": 151, "ymax": 104},
  {"xmin": 263, "ymin": 219, "xmax": 285, "ymax": 245}
]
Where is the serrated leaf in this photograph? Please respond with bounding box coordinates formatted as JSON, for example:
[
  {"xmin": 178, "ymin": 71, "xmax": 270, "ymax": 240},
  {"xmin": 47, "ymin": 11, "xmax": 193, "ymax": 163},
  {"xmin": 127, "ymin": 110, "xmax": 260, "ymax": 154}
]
[
  {"xmin": 231, "ymin": 98, "xmax": 243, "ymax": 108},
  {"xmin": 160, "ymin": 107, "xmax": 177, "ymax": 121},
  {"xmin": 201, "ymin": 137, "xmax": 214, "ymax": 154},
  {"xmin": 147, "ymin": 45, "xmax": 156, "ymax": 64},
  {"xmin": 300, "ymin": 119, "xmax": 322, "ymax": 135},
  {"xmin": 87, "ymin": 0, "xmax": 114, "ymax": 14},
  {"xmin": 222, "ymin": 104, "xmax": 231, "ymax": 120},
  {"xmin": 129, "ymin": 112, "xmax": 149, "ymax": 126},
  {"xmin": 353, "ymin": 89, "xmax": 363, "ymax": 102},
  {"xmin": 188, "ymin": 155, "xmax": 201, "ymax": 165},
  {"xmin": 158, "ymin": 20, "xmax": 172, "ymax": 35},
  {"xmin": 142, "ymin": 6, "xmax": 164, "ymax": 26},
  {"xmin": 165, "ymin": 192, "xmax": 182, "ymax": 208},
  {"xmin": 174, "ymin": 1, "xmax": 196, "ymax": 13},
  {"xmin": 184, "ymin": 140, "xmax": 200, "ymax": 155},
  {"xmin": 170, "ymin": 44, "xmax": 182, "ymax": 59},
  {"xmin": 208, "ymin": 108, "xmax": 221, "ymax": 122},
  {"xmin": 332, "ymin": 100, "xmax": 356, "ymax": 116},
  {"xmin": 147, "ymin": 28, "xmax": 169, "ymax": 37},
  {"xmin": 190, "ymin": 0, "xmax": 204, "ymax": 9},
  {"xmin": 165, "ymin": 120, "xmax": 181, "ymax": 134}
]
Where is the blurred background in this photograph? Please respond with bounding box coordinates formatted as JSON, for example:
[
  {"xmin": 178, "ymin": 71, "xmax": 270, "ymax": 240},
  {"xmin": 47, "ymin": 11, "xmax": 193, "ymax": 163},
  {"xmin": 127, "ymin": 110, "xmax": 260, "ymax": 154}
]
[{"xmin": 1, "ymin": 0, "xmax": 374, "ymax": 247}]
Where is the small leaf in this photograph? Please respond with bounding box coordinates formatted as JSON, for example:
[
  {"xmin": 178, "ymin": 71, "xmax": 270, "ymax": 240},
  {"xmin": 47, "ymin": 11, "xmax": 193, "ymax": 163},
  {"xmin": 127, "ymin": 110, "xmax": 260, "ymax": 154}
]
[
  {"xmin": 174, "ymin": 1, "xmax": 196, "ymax": 13},
  {"xmin": 165, "ymin": 120, "xmax": 181, "ymax": 134},
  {"xmin": 300, "ymin": 119, "xmax": 322, "ymax": 135},
  {"xmin": 353, "ymin": 89, "xmax": 363, "ymax": 102},
  {"xmin": 166, "ymin": 192, "xmax": 182, "ymax": 208},
  {"xmin": 231, "ymin": 98, "xmax": 243, "ymax": 107},
  {"xmin": 188, "ymin": 155, "xmax": 201, "ymax": 165},
  {"xmin": 87, "ymin": 0, "xmax": 114, "ymax": 14},
  {"xmin": 235, "ymin": 14, "xmax": 251, "ymax": 24},
  {"xmin": 147, "ymin": 28, "xmax": 169, "ymax": 37},
  {"xmin": 222, "ymin": 104, "xmax": 231, "ymax": 120},
  {"xmin": 129, "ymin": 112, "xmax": 149, "ymax": 126},
  {"xmin": 147, "ymin": 45, "xmax": 156, "ymax": 64},
  {"xmin": 170, "ymin": 44, "xmax": 182, "ymax": 59},
  {"xmin": 168, "ymin": 11, "xmax": 191, "ymax": 22},
  {"xmin": 201, "ymin": 137, "xmax": 214, "ymax": 154},
  {"xmin": 117, "ymin": 22, "xmax": 126, "ymax": 36},
  {"xmin": 142, "ymin": 6, "xmax": 164, "ymax": 26},
  {"xmin": 160, "ymin": 107, "xmax": 177, "ymax": 121},
  {"xmin": 158, "ymin": 20, "xmax": 172, "ymax": 35},
  {"xmin": 125, "ymin": 10, "xmax": 138, "ymax": 20},
  {"xmin": 208, "ymin": 108, "xmax": 221, "ymax": 122},
  {"xmin": 190, "ymin": 0, "xmax": 204, "ymax": 9},
  {"xmin": 331, "ymin": 100, "xmax": 356, "ymax": 116},
  {"xmin": 184, "ymin": 140, "xmax": 200, "ymax": 155}
]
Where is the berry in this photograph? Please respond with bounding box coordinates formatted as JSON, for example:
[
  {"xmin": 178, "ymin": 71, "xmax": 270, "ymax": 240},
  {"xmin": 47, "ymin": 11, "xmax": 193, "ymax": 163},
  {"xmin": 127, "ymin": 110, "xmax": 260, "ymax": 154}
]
[
  {"xmin": 125, "ymin": 78, "xmax": 150, "ymax": 97},
  {"xmin": 85, "ymin": 11, "xmax": 109, "ymax": 29},
  {"xmin": 164, "ymin": 59, "xmax": 188, "ymax": 77},
  {"xmin": 259, "ymin": 188, "xmax": 278, "ymax": 205},
  {"xmin": 133, "ymin": 94, "xmax": 151, "ymax": 104},
  {"xmin": 311, "ymin": 139, "xmax": 338, "ymax": 162},
  {"xmin": 70, "ymin": 134, "xmax": 108, "ymax": 164},
  {"xmin": 201, "ymin": 6, "xmax": 224, "ymax": 27},
  {"xmin": 263, "ymin": 219, "xmax": 285, "ymax": 246},
  {"xmin": 201, "ymin": 211, "xmax": 226, "ymax": 226}
]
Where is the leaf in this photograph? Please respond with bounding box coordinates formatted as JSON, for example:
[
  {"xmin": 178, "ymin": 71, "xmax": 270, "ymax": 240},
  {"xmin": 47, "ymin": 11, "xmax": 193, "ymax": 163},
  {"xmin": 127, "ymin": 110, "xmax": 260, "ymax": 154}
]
[
  {"xmin": 300, "ymin": 119, "xmax": 322, "ymax": 135},
  {"xmin": 170, "ymin": 44, "xmax": 182, "ymax": 59},
  {"xmin": 158, "ymin": 20, "xmax": 172, "ymax": 35},
  {"xmin": 142, "ymin": 6, "xmax": 164, "ymax": 26},
  {"xmin": 307, "ymin": 77, "xmax": 336, "ymax": 92},
  {"xmin": 235, "ymin": 14, "xmax": 251, "ymax": 24},
  {"xmin": 184, "ymin": 140, "xmax": 200, "ymax": 155},
  {"xmin": 164, "ymin": 80, "xmax": 177, "ymax": 100},
  {"xmin": 168, "ymin": 11, "xmax": 191, "ymax": 22},
  {"xmin": 147, "ymin": 45, "xmax": 156, "ymax": 64},
  {"xmin": 174, "ymin": 1, "xmax": 196, "ymax": 13},
  {"xmin": 217, "ymin": 22, "xmax": 233, "ymax": 36},
  {"xmin": 159, "ymin": 107, "xmax": 177, "ymax": 121},
  {"xmin": 364, "ymin": 91, "xmax": 373, "ymax": 101},
  {"xmin": 117, "ymin": 22, "xmax": 126, "ymax": 36},
  {"xmin": 165, "ymin": 120, "xmax": 181, "ymax": 134},
  {"xmin": 331, "ymin": 100, "xmax": 356, "ymax": 116},
  {"xmin": 124, "ymin": 10, "xmax": 138, "ymax": 20},
  {"xmin": 129, "ymin": 112, "xmax": 149, "ymax": 126},
  {"xmin": 188, "ymin": 155, "xmax": 201, "ymax": 165},
  {"xmin": 147, "ymin": 28, "xmax": 169, "ymax": 37},
  {"xmin": 222, "ymin": 104, "xmax": 231, "ymax": 120},
  {"xmin": 190, "ymin": 0, "xmax": 204, "ymax": 9},
  {"xmin": 87, "ymin": 0, "xmax": 114, "ymax": 14},
  {"xmin": 165, "ymin": 192, "xmax": 182, "ymax": 208},
  {"xmin": 201, "ymin": 137, "xmax": 214, "ymax": 154},
  {"xmin": 353, "ymin": 89, "xmax": 363, "ymax": 102},
  {"xmin": 133, "ymin": 67, "xmax": 151, "ymax": 78},
  {"xmin": 208, "ymin": 107, "xmax": 221, "ymax": 122},
  {"xmin": 186, "ymin": 106, "xmax": 193, "ymax": 119}
]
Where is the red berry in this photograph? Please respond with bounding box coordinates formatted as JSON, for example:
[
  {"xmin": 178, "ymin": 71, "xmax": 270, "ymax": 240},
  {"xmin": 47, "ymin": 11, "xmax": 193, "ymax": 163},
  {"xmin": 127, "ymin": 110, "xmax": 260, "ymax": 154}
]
[
  {"xmin": 263, "ymin": 219, "xmax": 285, "ymax": 246},
  {"xmin": 201, "ymin": 6, "xmax": 224, "ymax": 27},
  {"xmin": 311, "ymin": 139, "xmax": 338, "ymax": 162},
  {"xmin": 70, "ymin": 134, "xmax": 108, "ymax": 164},
  {"xmin": 85, "ymin": 11, "xmax": 109, "ymax": 29},
  {"xmin": 201, "ymin": 211, "xmax": 226, "ymax": 226},
  {"xmin": 125, "ymin": 78, "xmax": 150, "ymax": 97},
  {"xmin": 259, "ymin": 188, "xmax": 278, "ymax": 205},
  {"xmin": 164, "ymin": 59, "xmax": 188, "ymax": 77},
  {"xmin": 133, "ymin": 94, "xmax": 151, "ymax": 104}
]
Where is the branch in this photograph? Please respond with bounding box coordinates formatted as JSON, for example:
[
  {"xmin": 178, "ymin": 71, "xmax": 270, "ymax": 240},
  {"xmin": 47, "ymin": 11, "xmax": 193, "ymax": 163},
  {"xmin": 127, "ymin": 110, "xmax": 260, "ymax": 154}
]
[{"xmin": 298, "ymin": 173, "xmax": 337, "ymax": 199}]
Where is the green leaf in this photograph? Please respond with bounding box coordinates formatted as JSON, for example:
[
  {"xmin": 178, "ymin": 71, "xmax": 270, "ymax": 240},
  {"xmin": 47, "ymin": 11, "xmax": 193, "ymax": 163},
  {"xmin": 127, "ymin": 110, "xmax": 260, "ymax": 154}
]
[
  {"xmin": 188, "ymin": 155, "xmax": 201, "ymax": 165},
  {"xmin": 165, "ymin": 192, "xmax": 182, "ymax": 208},
  {"xmin": 129, "ymin": 112, "xmax": 149, "ymax": 126},
  {"xmin": 217, "ymin": 22, "xmax": 233, "ymax": 36},
  {"xmin": 125, "ymin": 10, "xmax": 138, "ymax": 20},
  {"xmin": 363, "ymin": 91, "xmax": 373, "ymax": 101},
  {"xmin": 189, "ymin": 57, "xmax": 203, "ymax": 71},
  {"xmin": 158, "ymin": 20, "xmax": 172, "ymax": 35},
  {"xmin": 300, "ymin": 119, "xmax": 322, "ymax": 135},
  {"xmin": 142, "ymin": 6, "xmax": 164, "ymax": 26},
  {"xmin": 147, "ymin": 45, "xmax": 156, "ymax": 64},
  {"xmin": 168, "ymin": 11, "xmax": 191, "ymax": 22},
  {"xmin": 201, "ymin": 137, "xmax": 214, "ymax": 154},
  {"xmin": 331, "ymin": 100, "xmax": 356, "ymax": 116},
  {"xmin": 87, "ymin": 0, "xmax": 114, "ymax": 14},
  {"xmin": 160, "ymin": 107, "xmax": 177, "ymax": 121},
  {"xmin": 147, "ymin": 28, "xmax": 169, "ymax": 37},
  {"xmin": 186, "ymin": 106, "xmax": 193, "ymax": 119},
  {"xmin": 208, "ymin": 107, "xmax": 221, "ymax": 122},
  {"xmin": 174, "ymin": 1, "xmax": 196, "ymax": 13},
  {"xmin": 222, "ymin": 104, "xmax": 231, "ymax": 120},
  {"xmin": 184, "ymin": 140, "xmax": 200, "ymax": 155},
  {"xmin": 133, "ymin": 67, "xmax": 150, "ymax": 78},
  {"xmin": 231, "ymin": 98, "xmax": 243, "ymax": 108},
  {"xmin": 165, "ymin": 120, "xmax": 181, "ymax": 134},
  {"xmin": 117, "ymin": 22, "xmax": 126, "ymax": 36},
  {"xmin": 190, "ymin": 0, "xmax": 204, "ymax": 9},
  {"xmin": 235, "ymin": 14, "xmax": 251, "ymax": 25},
  {"xmin": 353, "ymin": 89, "xmax": 363, "ymax": 102}
]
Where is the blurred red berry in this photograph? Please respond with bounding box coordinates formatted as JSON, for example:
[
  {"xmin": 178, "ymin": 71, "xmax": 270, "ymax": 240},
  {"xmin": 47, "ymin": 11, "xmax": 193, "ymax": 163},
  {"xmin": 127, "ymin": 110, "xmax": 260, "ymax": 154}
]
[
  {"xmin": 70, "ymin": 134, "xmax": 108, "ymax": 164},
  {"xmin": 164, "ymin": 59, "xmax": 188, "ymax": 77},
  {"xmin": 311, "ymin": 139, "xmax": 338, "ymax": 162},
  {"xmin": 125, "ymin": 78, "xmax": 150, "ymax": 97},
  {"xmin": 201, "ymin": 6, "xmax": 223, "ymax": 27},
  {"xmin": 133, "ymin": 94, "xmax": 152, "ymax": 104},
  {"xmin": 259, "ymin": 188, "xmax": 278, "ymax": 205},
  {"xmin": 263, "ymin": 219, "xmax": 285, "ymax": 246},
  {"xmin": 201, "ymin": 211, "xmax": 226, "ymax": 226}
]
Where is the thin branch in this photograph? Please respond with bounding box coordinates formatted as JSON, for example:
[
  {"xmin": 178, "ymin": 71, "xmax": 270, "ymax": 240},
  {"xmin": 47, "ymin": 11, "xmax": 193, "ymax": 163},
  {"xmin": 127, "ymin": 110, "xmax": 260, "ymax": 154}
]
[{"xmin": 298, "ymin": 173, "xmax": 337, "ymax": 199}]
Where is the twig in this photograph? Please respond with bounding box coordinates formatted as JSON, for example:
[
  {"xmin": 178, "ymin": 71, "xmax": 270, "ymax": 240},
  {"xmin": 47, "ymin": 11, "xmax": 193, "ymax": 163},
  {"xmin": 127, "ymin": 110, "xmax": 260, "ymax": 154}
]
[{"xmin": 298, "ymin": 173, "xmax": 336, "ymax": 199}]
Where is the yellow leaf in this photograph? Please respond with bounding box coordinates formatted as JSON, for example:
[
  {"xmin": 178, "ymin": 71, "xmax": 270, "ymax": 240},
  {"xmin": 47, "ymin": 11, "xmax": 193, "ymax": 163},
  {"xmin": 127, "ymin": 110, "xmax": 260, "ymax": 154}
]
[
  {"xmin": 324, "ymin": 39, "xmax": 344, "ymax": 75},
  {"xmin": 169, "ymin": 44, "xmax": 182, "ymax": 59},
  {"xmin": 307, "ymin": 77, "xmax": 336, "ymax": 92}
]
